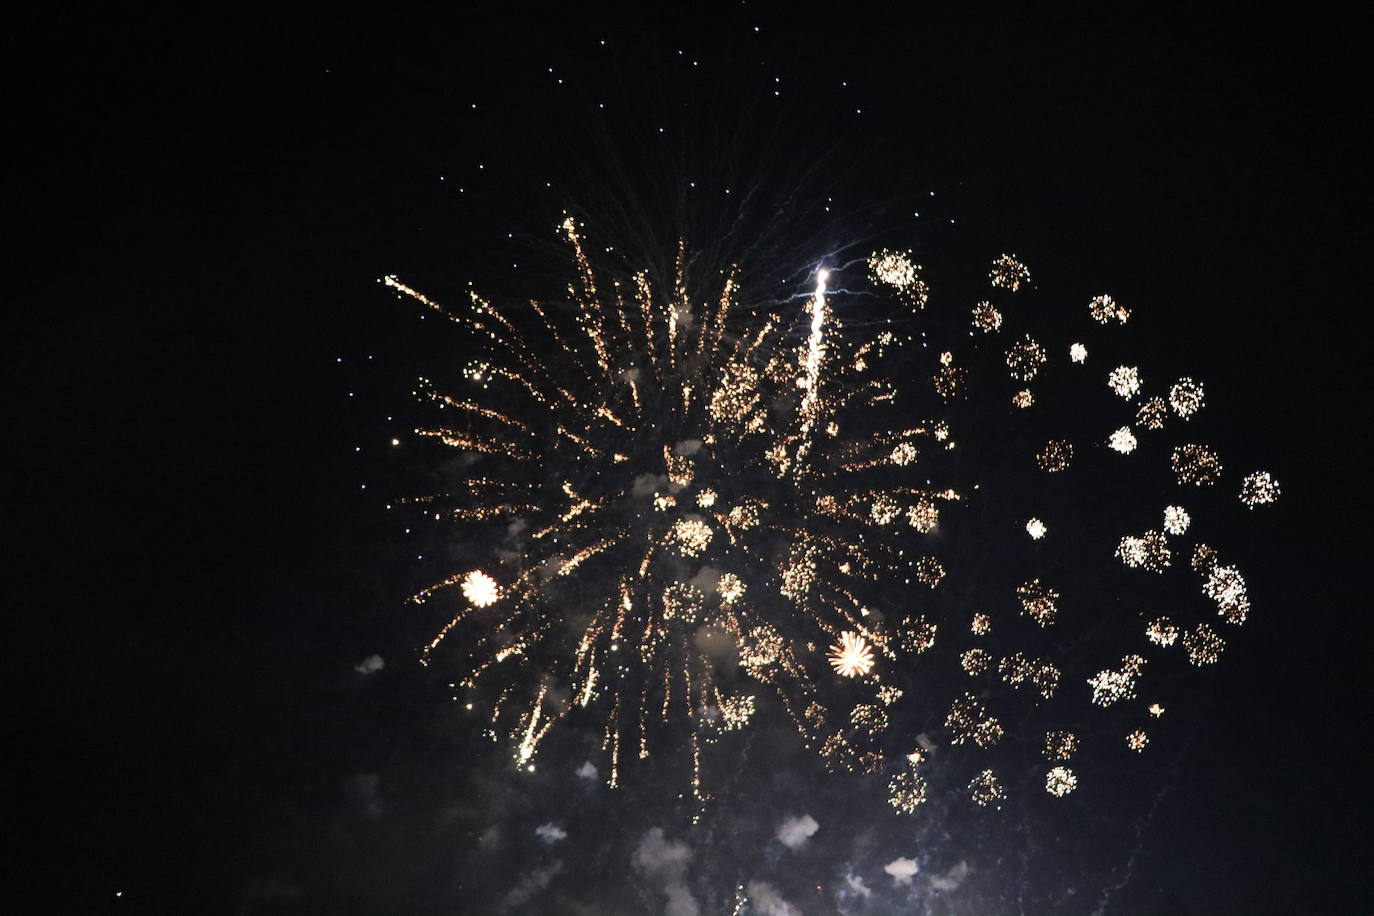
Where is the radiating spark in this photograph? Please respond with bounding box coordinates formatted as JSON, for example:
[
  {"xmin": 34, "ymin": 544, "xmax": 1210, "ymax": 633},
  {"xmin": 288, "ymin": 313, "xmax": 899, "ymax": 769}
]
[
  {"xmin": 829, "ymin": 631, "xmax": 875, "ymax": 678},
  {"xmin": 1163, "ymin": 505, "xmax": 1190, "ymax": 534},
  {"xmin": 1069, "ymin": 342, "xmax": 1087, "ymax": 363},
  {"xmin": 1026, "ymin": 518, "xmax": 1047, "ymax": 539},
  {"xmin": 461, "ymin": 570, "xmax": 501, "ymax": 607}
]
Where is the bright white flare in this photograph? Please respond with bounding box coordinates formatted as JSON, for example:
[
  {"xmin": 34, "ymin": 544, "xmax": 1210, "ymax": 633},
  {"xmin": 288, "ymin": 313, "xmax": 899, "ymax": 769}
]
[
  {"xmin": 461, "ymin": 569, "xmax": 501, "ymax": 607},
  {"xmin": 829, "ymin": 631, "xmax": 875, "ymax": 677}
]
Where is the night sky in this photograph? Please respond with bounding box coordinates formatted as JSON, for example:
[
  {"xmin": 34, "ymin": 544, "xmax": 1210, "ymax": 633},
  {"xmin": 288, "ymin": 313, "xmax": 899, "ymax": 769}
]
[{"xmin": 12, "ymin": 7, "xmax": 1370, "ymax": 914}]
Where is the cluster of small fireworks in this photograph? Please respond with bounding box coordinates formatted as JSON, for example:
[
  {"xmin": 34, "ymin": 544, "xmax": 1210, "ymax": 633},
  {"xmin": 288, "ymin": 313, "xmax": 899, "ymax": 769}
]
[
  {"xmin": 1172, "ymin": 444, "xmax": 1224, "ymax": 485},
  {"xmin": 1088, "ymin": 294, "xmax": 1130, "ymax": 325},
  {"xmin": 989, "ymin": 254, "xmax": 1032, "ymax": 291},
  {"xmin": 968, "ymin": 769, "xmax": 1005, "ymax": 807},
  {"xmin": 888, "ymin": 770, "xmax": 929, "ymax": 813},
  {"xmin": 383, "ymin": 223, "xmax": 1280, "ymax": 813},
  {"xmin": 1045, "ymin": 766, "xmax": 1078, "ymax": 796},
  {"xmin": 1240, "ymin": 471, "xmax": 1281, "ymax": 508}
]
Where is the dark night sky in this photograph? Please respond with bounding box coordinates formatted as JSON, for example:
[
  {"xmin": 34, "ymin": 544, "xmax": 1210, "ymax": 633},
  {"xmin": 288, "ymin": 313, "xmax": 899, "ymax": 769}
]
[{"xmin": 10, "ymin": 6, "xmax": 1370, "ymax": 914}]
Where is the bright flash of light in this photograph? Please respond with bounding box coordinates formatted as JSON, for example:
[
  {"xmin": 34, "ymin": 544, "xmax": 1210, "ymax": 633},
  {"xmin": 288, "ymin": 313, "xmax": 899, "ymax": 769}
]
[
  {"xmin": 461, "ymin": 570, "xmax": 501, "ymax": 607},
  {"xmin": 829, "ymin": 631, "xmax": 875, "ymax": 678}
]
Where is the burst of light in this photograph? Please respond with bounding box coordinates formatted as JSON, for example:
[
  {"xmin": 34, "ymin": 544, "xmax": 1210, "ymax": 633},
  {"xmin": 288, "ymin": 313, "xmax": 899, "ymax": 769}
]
[
  {"xmin": 969, "ymin": 769, "xmax": 1005, "ymax": 807},
  {"xmin": 1172, "ymin": 444, "xmax": 1223, "ymax": 485},
  {"xmin": 972, "ymin": 301, "xmax": 1003, "ymax": 332},
  {"xmin": 829, "ymin": 631, "xmax": 875, "ymax": 677},
  {"xmin": 1182, "ymin": 622, "xmax": 1225, "ymax": 665},
  {"xmin": 388, "ymin": 214, "xmax": 1283, "ymax": 798},
  {"xmin": 1136, "ymin": 396, "xmax": 1168, "ymax": 429},
  {"xmin": 461, "ymin": 570, "xmax": 501, "ymax": 607},
  {"xmin": 1044, "ymin": 730, "xmax": 1078, "ymax": 761},
  {"xmin": 1045, "ymin": 766, "xmax": 1078, "ymax": 796},
  {"xmin": 1169, "ymin": 377, "xmax": 1205, "ymax": 419},
  {"xmin": 888, "ymin": 770, "xmax": 929, "ymax": 813},
  {"xmin": 1037, "ymin": 439, "xmax": 1074, "ymax": 472},
  {"xmin": 1239, "ymin": 471, "xmax": 1280, "ymax": 508},
  {"xmin": 1108, "ymin": 366, "xmax": 1142, "ymax": 399},
  {"xmin": 1126, "ymin": 729, "xmax": 1149, "ymax": 752},
  {"xmin": 1108, "ymin": 426, "xmax": 1138, "ymax": 454},
  {"xmin": 989, "ymin": 254, "xmax": 1031, "ymax": 290},
  {"xmin": 1088, "ymin": 294, "xmax": 1129, "ymax": 324},
  {"xmin": 1145, "ymin": 617, "xmax": 1179, "ymax": 647},
  {"xmin": 1016, "ymin": 578, "xmax": 1060, "ymax": 627}
]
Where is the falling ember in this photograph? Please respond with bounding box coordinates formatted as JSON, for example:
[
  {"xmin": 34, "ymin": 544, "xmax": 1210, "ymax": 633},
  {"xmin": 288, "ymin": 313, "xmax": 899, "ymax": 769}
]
[
  {"xmin": 461, "ymin": 570, "xmax": 501, "ymax": 607},
  {"xmin": 829, "ymin": 631, "xmax": 876, "ymax": 678}
]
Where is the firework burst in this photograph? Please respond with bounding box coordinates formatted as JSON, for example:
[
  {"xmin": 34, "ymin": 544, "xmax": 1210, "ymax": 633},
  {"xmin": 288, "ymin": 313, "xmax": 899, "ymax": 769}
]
[
  {"xmin": 387, "ymin": 223, "xmax": 950, "ymax": 790},
  {"xmin": 384, "ymin": 220, "xmax": 1282, "ymax": 810}
]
